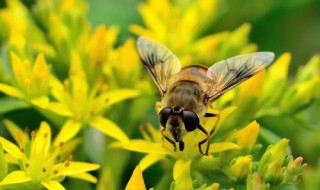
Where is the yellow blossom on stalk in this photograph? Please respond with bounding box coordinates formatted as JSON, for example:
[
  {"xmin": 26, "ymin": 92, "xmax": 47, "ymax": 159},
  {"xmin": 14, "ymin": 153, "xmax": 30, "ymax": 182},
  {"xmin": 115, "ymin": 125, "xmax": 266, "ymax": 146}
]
[
  {"xmin": 131, "ymin": 0, "xmax": 256, "ymax": 65},
  {"xmin": 0, "ymin": 52, "xmax": 51, "ymax": 109},
  {"xmin": 111, "ymin": 107, "xmax": 241, "ymax": 189},
  {"xmin": 0, "ymin": 0, "xmax": 54, "ymax": 57},
  {"xmin": 46, "ymin": 51, "xmax": 139, "ymax": 142},
  {"xmin": 0, "ymin": 120, "xmax": 100, "ymax": 190},
  {"xmin": 104, "ymin": 38, "xmax": 143, "ymax": 89},
  {"xmin": 32, "ymin": 0, "xmax": 90, "ymax": 65}
]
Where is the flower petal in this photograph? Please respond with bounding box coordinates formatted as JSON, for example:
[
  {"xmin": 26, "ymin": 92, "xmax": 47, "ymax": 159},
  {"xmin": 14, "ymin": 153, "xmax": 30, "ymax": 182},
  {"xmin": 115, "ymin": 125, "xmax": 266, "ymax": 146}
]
[
  {"xmin": 90, "ymin": 117, "xmax": 129, "ymax": 142},
  {"xmin": 0, "ymin": 83, "xmax": 23, "ymax": 98},
  {"xmin": 67, "ymin": 172, "xmax": 97, "ymax": 183},
  {"xmin": 54, "ymin": 162, "xmax": 100, "ymax": 176},
  {"xmin": 30, "ymin": 96, "xmax": 49, "ymax": 109},
  {"xmin": 41, "ymin": 180, "xmax": 65, "ymax": 190},
  {"xmin": 125, "ymin": 166, "xmax": 146, "ymax": 190},
  {"xmin": 53, "ymin": 119, "xmax": 81, "ymax": 147},
  {"xmin": 173, "ymin": 160, "xmax": 193, "ymax": 190},
  {"xmin": 102, "ymin": 89, "xmax": 140, "ymax": 107},
  {"xmin": 0, "ymin": 137, "xmax": 21, "ymax": 159},
  {"xmin": 139, "ymin": 154, "xmax": 165, "ymax": 171},
  {"xmin": 0, "ymin": 171, "xmax": 32, "ymax": 186},
  {"xmin": 209, "ymin": 142, "xmax": 241, "ymax": 153},
  {"xmin": 0, "ymin": 143, "xmax": 8, "ymax": 180},
  {"xmin": 32, "ymin": 121, "xmax": 51, "ymax": 157},
  {"xmin": 228, "ymin": 120, "xmax": 260, "ymax": 150},
  {"xmin": 3, "ymin": 119, "xmax": 29, "ymax": 145},
  {"xmin": 110, "ymin": 140, "xmax": 169, "ymax": 155},
  {"xmin": 46, "ymin": 102, "xmax": 73, "ymax": 117}
]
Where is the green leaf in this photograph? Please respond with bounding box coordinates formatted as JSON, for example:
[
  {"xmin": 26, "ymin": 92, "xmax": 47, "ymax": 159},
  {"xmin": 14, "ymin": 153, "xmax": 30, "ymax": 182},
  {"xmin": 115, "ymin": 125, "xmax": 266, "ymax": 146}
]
[
  {"xmin": 259, "ymin": 127, "xmax": 282, "ymax": 144},
  {"xmin": 0, "ymin": 97, "xmax": 30, "ymax": 114}
]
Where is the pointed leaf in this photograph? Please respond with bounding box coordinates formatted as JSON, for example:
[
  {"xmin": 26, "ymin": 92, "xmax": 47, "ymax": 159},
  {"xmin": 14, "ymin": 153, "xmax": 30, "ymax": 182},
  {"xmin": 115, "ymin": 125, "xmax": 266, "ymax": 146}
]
[{"xmin": 0, "ymin": 97, "xmax": 30, "ymax": 114}]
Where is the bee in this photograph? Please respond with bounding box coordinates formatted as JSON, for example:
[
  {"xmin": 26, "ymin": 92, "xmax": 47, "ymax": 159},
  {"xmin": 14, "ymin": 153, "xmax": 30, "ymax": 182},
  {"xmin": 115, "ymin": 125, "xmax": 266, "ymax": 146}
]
[{"xmin": 136, "ymin": 36, "xmax": 275, "ymax": 155}]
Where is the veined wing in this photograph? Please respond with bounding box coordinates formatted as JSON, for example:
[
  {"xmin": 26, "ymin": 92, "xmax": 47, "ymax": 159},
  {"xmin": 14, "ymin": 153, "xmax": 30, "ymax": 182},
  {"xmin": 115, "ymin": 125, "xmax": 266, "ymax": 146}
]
[
  {"xmin": 205, "ymin": 52, "xmax": 275, "ymax": 102},
  {"xmin": 136, "ymin": 36, "xmax": 181, "ymax": 96}
]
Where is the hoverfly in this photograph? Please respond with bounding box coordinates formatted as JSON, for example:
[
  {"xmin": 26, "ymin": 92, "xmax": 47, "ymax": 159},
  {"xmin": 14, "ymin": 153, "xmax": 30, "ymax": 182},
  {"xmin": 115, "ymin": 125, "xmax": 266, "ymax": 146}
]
[{"xmin": 136, "ymin": 36, "xmax": 274, "ymax": 155}]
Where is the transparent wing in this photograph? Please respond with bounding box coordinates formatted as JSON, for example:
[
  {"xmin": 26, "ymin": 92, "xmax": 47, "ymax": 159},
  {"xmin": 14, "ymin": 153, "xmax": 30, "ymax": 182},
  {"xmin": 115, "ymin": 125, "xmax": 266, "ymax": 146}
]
[
  {"xmin": 136, "ymin": 36, "xmax": 181, "ymax": 95},
  {"xmin": 206, "ymin": 52, "xmax": 275, "ymax": 102}
]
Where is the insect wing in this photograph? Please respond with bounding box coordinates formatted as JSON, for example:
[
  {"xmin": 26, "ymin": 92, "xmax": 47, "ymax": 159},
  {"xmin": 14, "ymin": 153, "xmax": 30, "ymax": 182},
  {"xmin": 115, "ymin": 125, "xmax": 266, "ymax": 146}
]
[
  {"xmin": 136, "ymin": 36, "xmax": 181, "ymax": 95},
  {"xmin": 206, "ymin": 52, "xmax": 275, "ymax": 101}
]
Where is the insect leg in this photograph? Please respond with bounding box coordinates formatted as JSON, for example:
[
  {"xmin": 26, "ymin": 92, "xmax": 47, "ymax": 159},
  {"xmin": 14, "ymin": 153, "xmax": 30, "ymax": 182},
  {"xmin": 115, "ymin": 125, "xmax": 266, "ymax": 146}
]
[
  {"xmin": 208, "ymin": 113, "xmax": 220, "ymax": 135},
  {"xmin": 197, "ymin": 125, "xmax": 209, "ymax": 155},
  {"xmin": 179, "ymin": 140, "xmax": 184, "ymax": 151},
  {"xmin": 200, "ymin": 113, "xmax": 220, "ymax": 155},
  {"xmin": 161, "ymin": 128, "xmax": 176, "ymax": 151}
]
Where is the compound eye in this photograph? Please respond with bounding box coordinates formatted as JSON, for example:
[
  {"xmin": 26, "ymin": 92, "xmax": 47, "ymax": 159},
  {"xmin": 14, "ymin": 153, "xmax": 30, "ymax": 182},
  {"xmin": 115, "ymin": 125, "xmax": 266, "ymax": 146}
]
[
  {"xmin": 182, "ymin": 111, "xmax": 199, "ymax": 132},
  {"xmin": 159, "ymin": 107, "xmax": 172, "ymax": 127}
]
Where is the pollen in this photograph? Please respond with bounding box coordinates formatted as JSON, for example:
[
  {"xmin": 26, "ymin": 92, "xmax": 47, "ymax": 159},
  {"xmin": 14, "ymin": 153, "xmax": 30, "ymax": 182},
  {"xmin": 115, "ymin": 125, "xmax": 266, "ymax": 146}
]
[
  {"xmin": 25, "ymin": 163, "xmax": 30, "ymax": 168},
  {"xmin": 42, "ymin": 168, "xmax": 46, "ymax": 172},
  {"xmin": 53, "ymin": 170, "xmax": 58, "ymax": 174}
]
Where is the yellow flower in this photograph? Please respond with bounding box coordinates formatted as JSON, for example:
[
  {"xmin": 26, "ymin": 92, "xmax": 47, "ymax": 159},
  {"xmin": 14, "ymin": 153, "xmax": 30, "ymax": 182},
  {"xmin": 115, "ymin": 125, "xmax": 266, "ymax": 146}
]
[
  {"xmin": 46, "ymin": 51, "xmax": 139, "ymax": 142},
  {"xmin": 0, "ymin": 120, "xmax": 100, "ymax": 190},
  {"xmin": 131, "ymin": 0, "xmax": 256, "ymax": 65},
  {"xmin": 104, "ymin": 38, "xmax": 142, "ymax": 89},
  {"xmin": 0, "ymin": 52, "xmax": 51, "ymax": 109},
  {"xmin": 111, "ymin": 107, "xmax": 241, "ymax": 189},
  {"xmin": 0, "ymin": 0, "xmax": 54, "ymax": 57}
]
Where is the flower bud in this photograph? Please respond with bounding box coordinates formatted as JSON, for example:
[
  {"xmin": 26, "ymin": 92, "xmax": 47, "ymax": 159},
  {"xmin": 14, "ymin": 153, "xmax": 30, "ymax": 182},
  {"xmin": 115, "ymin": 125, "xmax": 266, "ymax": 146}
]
[
  {"xmin": 258, "ymin": 139, "xmax": 289, "ymax": 183},
  {"xmin": 229, "ymin": 156, "xmax": 252, "ymax": 181}
]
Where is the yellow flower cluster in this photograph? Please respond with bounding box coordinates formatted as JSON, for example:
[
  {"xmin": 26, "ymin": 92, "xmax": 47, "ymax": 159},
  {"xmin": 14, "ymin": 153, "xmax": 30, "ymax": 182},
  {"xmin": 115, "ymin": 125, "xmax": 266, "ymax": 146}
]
[{"xmin": 0, "ymin": 0, "xmax": 318, "ymax": 189}]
